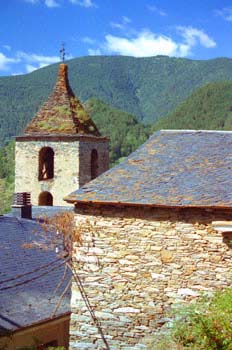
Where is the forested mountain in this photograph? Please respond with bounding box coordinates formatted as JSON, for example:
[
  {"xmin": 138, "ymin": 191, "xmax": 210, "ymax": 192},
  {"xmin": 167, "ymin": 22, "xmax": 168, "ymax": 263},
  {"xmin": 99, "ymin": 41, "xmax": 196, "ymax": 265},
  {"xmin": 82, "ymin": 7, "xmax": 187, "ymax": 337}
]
[
  {"xmin": 153, "ymin": 81, "xmax": 232, "ymax": 131},
  {"xmin": 85, "ymin": 98, "xmax": 150, "ymax": 163},
  {"xmin": 1, "ymin": 55, "xmax": 232, "ymax": 145}
]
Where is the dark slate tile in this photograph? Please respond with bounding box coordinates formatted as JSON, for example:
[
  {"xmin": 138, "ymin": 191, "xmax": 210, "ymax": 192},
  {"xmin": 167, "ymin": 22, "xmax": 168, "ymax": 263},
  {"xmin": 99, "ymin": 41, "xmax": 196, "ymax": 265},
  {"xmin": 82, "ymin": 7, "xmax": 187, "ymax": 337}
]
[
  {"xmin": 66, "ymin": 130, "xmax": 232, "ymax": 208},
  {"xmin": 0, "ymin": 216, "xmax": 71, "ymax": 333}
]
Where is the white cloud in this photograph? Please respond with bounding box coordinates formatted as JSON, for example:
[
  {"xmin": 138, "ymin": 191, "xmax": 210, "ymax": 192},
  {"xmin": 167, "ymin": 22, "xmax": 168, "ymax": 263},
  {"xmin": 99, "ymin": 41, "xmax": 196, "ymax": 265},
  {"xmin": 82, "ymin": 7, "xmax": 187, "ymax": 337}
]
[
  {"xmin": 147, "ymin": 4, "xmax": 167, "ymax": 16},
  {"xmin": 25, "ymin": 64, "xmax": 38, "ymax": 73},
  {"xmin": 178, "ymin": 26, "xmax": 216, "ymax": 49},
  {"xmin": 0, "ymin": 52, "xmax": 20, "ymax": 71},
  {"xmin": 24, "ymin": 0, "xmax": 98, "ymax": 7},
  {"xmin": 82, "ymin": 36, "xmax": 96, "ymax": 44},
  {"xmin": 69, "ymin": 0, "xmax": 96, "ymax": 8},
  {"xmin": 88, "ymin": 48, "xmax": 101, "ymax": 55},
  {"xmin": 11, "ymin": 72, "xmax": 24, "ymax": 76},
  {"xmin": 23, "ymin": 0, "xmax": 60, "ymax": 7},
  {"xmin": 16, "ymin": 51, "xmax": 60, "ymax": 72},
  {"xmin": 0, "ymin": 49, "xmax": 62, "ymax": 75},
  {"xmin": 105, "ymin": 31, "xmax": 177, "ymax": 57},
  {"xmin": 110, "ymin": 16, "xmax": 131, "ymax": 30},
  {"xmin": 215, "ymin": 7, "xmax": 232, "ymax": 22},
  {"xmin": 23, "ymin": 0, "xmax": 39, "ymax": 3},
  {"xmin": 44, "ymin": 0, "xmax": 60, "ymax": 7},
  {"xmin": 3, "ymin": 45, "xmax": 11, "ymax": 51},
  {"xmin": 17, "ymin": 51, "xmax": 60, "ymax": 65},
  {"xmin": 102, "ymin": 27, "xmax": 216, "ymax": 58}
]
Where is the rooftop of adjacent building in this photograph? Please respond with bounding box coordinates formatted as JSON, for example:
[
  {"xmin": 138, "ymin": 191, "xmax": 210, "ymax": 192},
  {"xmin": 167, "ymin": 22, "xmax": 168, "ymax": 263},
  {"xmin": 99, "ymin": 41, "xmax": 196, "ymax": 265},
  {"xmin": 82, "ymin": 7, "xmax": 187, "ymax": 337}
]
[
  {"xmin": 24, "ymin": 63, "xmax": 100, "ymax": 137},
  {"xmin": 0, "ymin": 212, "xmax": 71, "ymax": 335},
  {"xmin": 65, "ymin": 129, "xmax": 232, "ymax": 209}
]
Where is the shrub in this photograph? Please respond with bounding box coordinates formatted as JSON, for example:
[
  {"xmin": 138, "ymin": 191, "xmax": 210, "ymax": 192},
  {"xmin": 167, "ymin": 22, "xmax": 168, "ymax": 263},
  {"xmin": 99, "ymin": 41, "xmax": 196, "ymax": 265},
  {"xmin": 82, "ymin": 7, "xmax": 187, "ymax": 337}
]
[{"xmin": 148, "ymin": 289, "xmax": 232, "ymax": 350}]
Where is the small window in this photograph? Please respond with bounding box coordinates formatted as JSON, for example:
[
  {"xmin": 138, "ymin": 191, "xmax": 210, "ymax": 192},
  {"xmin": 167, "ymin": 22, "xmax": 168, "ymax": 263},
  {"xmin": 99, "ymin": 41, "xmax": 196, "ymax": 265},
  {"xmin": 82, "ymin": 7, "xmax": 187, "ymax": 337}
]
[
  {"xmin": 38, "ymin": 147, "xmax": 54, "ymax": 181},
  {"xmin": 91, "ymin": 149, "xmax": 98, "ymax": 180},
  {"xmin": 38, "ymin": 191, "xmax": 53, "ymax": 206}
]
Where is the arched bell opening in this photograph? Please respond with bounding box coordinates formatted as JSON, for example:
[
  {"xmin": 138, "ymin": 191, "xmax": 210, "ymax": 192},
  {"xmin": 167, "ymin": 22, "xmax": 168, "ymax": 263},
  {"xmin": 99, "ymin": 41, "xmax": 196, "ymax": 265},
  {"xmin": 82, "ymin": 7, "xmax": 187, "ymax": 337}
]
[
  {"xmin": 38, "ymin": 191, "xmax": 53, "ymax": 206},
  {"xmin": 38, "ymin": 147, "xmax": 54, "ymax": 181},
  {"xmin": 91, "ymin": 149, "xmax": 98, "ymax": 180}
]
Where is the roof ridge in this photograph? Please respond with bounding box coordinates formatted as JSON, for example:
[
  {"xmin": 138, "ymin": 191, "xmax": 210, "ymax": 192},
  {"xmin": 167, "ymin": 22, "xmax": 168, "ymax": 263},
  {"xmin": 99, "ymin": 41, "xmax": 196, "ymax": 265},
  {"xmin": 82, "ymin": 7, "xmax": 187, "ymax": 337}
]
[{"xmin": 160, "ymin": 129, "xmax": 232, "ymax": 134}]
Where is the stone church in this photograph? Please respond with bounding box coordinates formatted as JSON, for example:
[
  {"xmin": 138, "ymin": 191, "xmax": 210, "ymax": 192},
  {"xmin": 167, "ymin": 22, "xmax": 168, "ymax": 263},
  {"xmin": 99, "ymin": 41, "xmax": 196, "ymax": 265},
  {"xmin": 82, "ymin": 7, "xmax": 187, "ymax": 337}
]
[
  {"xmin": 5, "ymin": 61, "xmax": 232, "ymax": 350},
  {"xmin": 14, "ymin": 63, "xmax": 109, "ymax": 207}
]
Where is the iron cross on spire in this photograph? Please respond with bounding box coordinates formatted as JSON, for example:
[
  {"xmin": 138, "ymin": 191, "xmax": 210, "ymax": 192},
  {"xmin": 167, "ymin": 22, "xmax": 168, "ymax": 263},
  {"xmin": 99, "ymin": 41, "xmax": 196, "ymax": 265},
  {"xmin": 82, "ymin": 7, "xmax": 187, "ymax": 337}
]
[{"xmin": 60, "ymin": 42, "xmax": 66, "ymax": 62}]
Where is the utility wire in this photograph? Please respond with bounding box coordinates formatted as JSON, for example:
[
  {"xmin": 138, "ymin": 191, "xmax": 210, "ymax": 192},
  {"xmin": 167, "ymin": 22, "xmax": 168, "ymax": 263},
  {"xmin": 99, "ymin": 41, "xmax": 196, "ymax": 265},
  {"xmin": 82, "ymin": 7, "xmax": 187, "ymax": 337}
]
[
  {"xmin": 0, "ymin": 258, "xmax": 69, "ymax": 291},
  {"xmin": 0, "ymin": 256, "xmax": 64, "ymax": 285},
  {"xmin": 51, "ymin": 263, "xmax": 68, "ymax": 297},
  {"xmin": 51, "ymin": 279, "xmax": 72, "ymax": 317},
  {"xmin": 67, "ymin": 260, "xmax": 110, "ymax": 350}
]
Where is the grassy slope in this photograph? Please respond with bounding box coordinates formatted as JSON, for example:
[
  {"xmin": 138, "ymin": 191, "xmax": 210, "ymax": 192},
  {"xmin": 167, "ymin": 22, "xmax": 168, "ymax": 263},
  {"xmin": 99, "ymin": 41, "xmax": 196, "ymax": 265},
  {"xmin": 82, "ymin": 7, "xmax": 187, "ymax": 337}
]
[{"xmin": 1, "ymin": 56, "xmax": 232, "ymax": 145}]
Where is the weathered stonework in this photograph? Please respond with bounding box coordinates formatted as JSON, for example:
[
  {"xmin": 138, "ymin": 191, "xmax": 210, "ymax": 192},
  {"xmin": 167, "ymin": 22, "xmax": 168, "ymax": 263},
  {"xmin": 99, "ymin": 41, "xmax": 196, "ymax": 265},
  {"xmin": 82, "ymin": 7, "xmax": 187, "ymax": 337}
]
[
  {"xmin": 15, "ymin": 138, "xmax": 109, "ymax": 206},
  {"xmin": 15, "ymin": 63, "xmax": 109, "ymax": 207},
  {"xmin": 70, "ymin": 204, "xmax": 232, "ymax": 350},
  {"xmin": 79, "ymin": 140, "xmax": 109, "ymax": 187}
]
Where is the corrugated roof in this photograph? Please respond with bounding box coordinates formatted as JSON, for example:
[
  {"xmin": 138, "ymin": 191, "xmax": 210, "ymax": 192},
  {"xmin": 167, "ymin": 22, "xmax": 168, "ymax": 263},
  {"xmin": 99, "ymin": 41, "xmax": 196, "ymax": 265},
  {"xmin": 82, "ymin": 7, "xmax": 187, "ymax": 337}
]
[
  {"xmin": 24, "ymin": 63, "xmax": 100, "ymax": 136},
  {"xmin": 0, "ymin": 216, "xmax": 71, "ymax": 334},
  {"xmin": 65, "ymin": 130, "xmax": 232, "ymax": 208}
]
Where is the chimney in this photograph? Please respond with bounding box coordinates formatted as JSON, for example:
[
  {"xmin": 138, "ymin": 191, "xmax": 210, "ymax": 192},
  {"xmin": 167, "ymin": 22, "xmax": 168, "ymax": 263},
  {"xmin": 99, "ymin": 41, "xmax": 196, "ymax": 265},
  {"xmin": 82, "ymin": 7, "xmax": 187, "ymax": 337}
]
[{"xmin": 12, "ymin": 192, "xmax": 32, "ymax": 219}]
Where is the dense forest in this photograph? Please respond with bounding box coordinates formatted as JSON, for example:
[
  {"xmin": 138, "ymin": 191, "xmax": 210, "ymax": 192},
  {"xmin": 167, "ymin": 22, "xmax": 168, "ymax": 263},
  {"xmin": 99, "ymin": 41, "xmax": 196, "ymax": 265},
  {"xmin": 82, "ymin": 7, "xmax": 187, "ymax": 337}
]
[
  {"xmin": 2, "ymin": 55, "xmax": 232, "ymax": 145},
  {"xmin": 153, "ymin": 81, "xmax": 232, "ymax": 131},
  {"xmin": 85, "ymin": 98, "xmax": 150, "ymax": 163}
]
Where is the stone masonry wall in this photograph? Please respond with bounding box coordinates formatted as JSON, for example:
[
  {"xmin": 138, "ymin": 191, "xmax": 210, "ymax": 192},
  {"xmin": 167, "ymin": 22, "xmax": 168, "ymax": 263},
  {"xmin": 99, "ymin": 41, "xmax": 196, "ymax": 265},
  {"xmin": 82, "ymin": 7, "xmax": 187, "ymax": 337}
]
[
  {"xmin": 70, "ymin": 205, "xmax": 232, "ymax": 350},
  {"xmin": 15, "ymin": 139, "xmax": 109, "ymax": 206},
  {"xmin": 79, "ymin": 140, "xmax": 109, "ymax": 187},
  {"xmin": 15, "ymin": 140, "xmax": 80, "ymax": 206}
]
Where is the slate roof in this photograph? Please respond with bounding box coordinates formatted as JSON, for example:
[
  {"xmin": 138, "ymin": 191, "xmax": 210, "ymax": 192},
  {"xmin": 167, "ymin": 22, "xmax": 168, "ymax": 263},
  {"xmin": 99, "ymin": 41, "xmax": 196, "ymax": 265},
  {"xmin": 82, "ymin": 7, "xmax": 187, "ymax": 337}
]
[
  {"xmin": 65, "ymin": 130, "xmax": 232, "ymax": 208},
  {"xmin": 24, "ymin": 63, "xmax": 100, "ymax": 136},
  {"xmin": 0, "ymin": 216, "xmax": 71, "ymax": 335},
  {"xmin": 31, "ymin": 205, "xmax": 73, "ymax": 219}
]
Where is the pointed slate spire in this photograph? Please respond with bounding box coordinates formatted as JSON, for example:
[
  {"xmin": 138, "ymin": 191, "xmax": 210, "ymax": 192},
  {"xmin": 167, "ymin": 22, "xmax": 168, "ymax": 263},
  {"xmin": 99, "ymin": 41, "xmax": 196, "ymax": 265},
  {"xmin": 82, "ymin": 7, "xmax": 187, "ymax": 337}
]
[{"xmin": 24, "ymin": 63, "xmax": 100, "ymax": 136}]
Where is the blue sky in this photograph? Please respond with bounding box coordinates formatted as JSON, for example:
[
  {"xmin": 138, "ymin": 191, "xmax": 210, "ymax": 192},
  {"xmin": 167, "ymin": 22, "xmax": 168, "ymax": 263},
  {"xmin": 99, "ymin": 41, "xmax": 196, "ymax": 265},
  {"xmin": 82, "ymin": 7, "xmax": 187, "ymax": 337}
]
[{"xmin": 1, "ymin": 0, "xmax": 232, "ymax": 75}]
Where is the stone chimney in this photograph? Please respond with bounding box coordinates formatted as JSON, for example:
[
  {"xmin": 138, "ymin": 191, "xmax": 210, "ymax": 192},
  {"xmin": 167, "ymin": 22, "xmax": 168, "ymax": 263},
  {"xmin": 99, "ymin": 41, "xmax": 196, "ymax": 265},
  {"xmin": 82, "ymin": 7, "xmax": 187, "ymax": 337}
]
[{"xmin": 12, "ymin": 192, "xmax": 32, "ymax": 219}]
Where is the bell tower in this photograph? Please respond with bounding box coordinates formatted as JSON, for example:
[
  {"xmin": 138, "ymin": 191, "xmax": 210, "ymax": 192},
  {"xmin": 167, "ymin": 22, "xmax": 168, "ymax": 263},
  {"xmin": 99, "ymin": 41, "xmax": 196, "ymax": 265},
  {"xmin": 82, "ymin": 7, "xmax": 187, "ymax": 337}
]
[{"xmin": 15, "ymin": 63, "xmax": 109, "ymax": 206}]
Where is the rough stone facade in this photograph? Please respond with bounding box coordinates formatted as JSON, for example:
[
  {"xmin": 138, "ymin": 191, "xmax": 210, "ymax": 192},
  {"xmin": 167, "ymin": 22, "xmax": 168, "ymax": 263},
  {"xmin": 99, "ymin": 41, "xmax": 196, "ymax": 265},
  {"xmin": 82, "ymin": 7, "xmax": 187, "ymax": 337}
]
[
  {"xmin": 78, "ymin": 140, "xmax": 109, "ymax": 187},
  {"xmin": 70, "ymin": 204, "xmax": 232, "ymax": 350},
  {"xmin": 15, "ymin": 137, "xmax": 109, "ymax": 206}
]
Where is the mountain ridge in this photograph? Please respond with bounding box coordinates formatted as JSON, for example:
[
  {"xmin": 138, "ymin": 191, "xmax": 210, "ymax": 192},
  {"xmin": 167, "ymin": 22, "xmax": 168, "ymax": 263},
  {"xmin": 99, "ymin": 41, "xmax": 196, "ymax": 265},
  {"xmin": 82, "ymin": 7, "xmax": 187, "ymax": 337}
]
[{"xmin": 1, "ymin": 55, "xmax": 232, "ymax": 145}]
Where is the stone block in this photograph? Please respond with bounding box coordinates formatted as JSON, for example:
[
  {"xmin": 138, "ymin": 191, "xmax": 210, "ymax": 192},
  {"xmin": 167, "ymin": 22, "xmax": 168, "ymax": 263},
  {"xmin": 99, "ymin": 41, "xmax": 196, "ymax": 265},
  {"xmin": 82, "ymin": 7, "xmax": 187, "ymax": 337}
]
[{"xmin": 160, "ymin": 250, "xmax": 173, "ymax": 263}]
